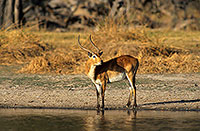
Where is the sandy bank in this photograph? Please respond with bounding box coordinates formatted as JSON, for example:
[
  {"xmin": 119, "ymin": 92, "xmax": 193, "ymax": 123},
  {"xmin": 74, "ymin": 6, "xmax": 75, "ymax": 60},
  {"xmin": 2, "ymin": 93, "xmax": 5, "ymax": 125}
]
[{"xmin": 0, "ymin": 73, "xmax": 200, "ymax": 111}]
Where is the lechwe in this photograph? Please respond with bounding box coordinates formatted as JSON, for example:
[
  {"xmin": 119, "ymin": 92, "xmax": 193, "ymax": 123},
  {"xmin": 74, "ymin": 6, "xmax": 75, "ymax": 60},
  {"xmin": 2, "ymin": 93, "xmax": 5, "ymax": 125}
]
[{"xmin": 78, "ymin": 35, "xmax": 139, "ymax": 110}]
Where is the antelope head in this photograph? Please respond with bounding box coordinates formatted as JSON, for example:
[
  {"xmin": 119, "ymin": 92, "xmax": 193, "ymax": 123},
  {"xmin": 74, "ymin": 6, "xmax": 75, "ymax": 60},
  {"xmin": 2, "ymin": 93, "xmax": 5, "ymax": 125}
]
[{"xmin": 78, "ymin": 35, "xmax": 103, "ymax": 66}]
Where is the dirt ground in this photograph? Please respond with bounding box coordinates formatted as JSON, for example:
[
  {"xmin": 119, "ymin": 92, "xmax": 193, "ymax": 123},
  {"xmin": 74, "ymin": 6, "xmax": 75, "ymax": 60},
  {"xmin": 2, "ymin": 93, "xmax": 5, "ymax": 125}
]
[{"xmin": 0, "ymin": 65, "xmax": 199, "ymax": 111}]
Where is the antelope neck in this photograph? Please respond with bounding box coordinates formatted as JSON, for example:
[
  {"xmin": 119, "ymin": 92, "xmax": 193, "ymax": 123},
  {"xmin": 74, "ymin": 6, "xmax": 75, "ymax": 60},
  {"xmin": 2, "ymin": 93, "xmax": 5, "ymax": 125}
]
[{"xmin": 88, "ymin": 65, "xmax": 97, "ymax": 81}]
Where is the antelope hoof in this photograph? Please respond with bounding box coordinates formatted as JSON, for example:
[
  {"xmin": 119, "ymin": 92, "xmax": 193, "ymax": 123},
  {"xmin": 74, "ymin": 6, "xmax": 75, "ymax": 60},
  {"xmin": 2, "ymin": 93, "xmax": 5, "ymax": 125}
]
[
  {"xmin": 133, "ymin": 104, "xmax": 137, "ymax": 109},
  {"xmin": 126, "ymin": 102, "xmax": 131, "ymax": 108},
  {"xmin": 101, "ymin": 106, "xmax": 105, "ymax": 110},
  {"xmin": 96, "ymin": 104, "xmax": 100, "ymax": 110}
]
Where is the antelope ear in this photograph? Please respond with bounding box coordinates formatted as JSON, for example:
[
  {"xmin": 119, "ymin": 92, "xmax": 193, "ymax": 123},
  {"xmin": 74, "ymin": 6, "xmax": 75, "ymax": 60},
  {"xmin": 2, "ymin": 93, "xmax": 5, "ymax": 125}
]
[
  {"xmin": 88, "ymin": 52, "xmax": 92, "ymax": 58},
  {"xmin": 99, "ymin": 51, "xmax": 103, "ymax": 56}
]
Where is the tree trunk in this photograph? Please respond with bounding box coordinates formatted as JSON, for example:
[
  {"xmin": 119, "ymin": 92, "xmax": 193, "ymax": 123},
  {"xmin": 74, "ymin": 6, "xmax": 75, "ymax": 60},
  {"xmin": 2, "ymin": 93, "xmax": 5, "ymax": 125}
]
[{"xmin": 0, "ymin": 0, "xmax": 23, "ymax": 29}]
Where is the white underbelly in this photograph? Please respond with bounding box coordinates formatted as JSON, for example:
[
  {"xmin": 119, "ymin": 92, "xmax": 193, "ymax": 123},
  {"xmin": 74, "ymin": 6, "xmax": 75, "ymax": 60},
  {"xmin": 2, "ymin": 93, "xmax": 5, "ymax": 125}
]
[{"xmin": 108, "ymin": 72, "xmax": 126, "ymax": 82}]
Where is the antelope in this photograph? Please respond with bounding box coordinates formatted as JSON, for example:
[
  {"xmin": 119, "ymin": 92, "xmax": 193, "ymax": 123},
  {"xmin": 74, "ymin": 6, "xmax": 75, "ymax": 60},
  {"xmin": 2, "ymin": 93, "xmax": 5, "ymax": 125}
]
[{"xmin": 78, "ymin": 35, "xmax": 139, "ymax": 110}]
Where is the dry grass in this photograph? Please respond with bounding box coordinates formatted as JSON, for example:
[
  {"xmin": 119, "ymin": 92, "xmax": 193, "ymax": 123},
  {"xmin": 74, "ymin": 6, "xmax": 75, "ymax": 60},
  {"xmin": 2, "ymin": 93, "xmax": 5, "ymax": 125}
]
[
  {"xmin": 90, "ymin": 18, "xmax": 200, "ymax": 74},
  {"xmin": 0, "ymin": 22, "xmax": 199, "ymax": 74},
  {"xmin": 0, "ymin": 29, "xmax": 51, "ymax": 65},
  {"xmin": 19, "ymin": 49, "xmax": 84, "ymax": 74}
]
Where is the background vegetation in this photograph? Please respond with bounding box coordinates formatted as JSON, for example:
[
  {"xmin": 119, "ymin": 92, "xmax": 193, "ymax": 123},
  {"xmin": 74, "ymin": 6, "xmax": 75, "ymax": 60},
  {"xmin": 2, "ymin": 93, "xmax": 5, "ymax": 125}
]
[{"xmin": 0, "ymin": 0, "xmax": 199, "ymax": 74}]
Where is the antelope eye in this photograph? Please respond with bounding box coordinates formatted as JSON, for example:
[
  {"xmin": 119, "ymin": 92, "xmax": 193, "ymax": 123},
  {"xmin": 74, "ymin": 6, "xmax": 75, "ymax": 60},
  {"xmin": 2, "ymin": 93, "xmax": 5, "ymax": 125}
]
[{"xmin": 93, "ymin": 55, "xmax": 96, "ymax": 58}]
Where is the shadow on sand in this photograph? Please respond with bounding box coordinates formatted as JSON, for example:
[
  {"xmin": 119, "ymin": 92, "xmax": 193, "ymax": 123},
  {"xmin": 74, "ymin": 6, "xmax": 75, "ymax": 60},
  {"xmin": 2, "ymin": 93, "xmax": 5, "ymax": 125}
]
[
  {"xmin": 141, "ymin": 99, "xmax": 200, "ymax": 106},
  {"xmin": 137, "ymin": 99, "xmax": 200, "ymax": 111}
]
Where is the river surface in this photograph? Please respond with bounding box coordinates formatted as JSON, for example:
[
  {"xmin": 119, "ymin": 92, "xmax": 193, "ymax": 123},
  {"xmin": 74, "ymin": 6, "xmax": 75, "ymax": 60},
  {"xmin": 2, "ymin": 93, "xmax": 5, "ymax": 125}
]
[{"xmin": 0, "ymin": 109, "xmax": 200, "ymax": 131}]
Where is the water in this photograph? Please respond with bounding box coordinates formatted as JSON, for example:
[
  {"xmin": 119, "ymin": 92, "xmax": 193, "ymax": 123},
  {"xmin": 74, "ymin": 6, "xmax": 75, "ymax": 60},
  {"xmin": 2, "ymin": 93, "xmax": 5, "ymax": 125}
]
[{"xmin": 0, "ymin": 109, "xmax": 200, "ymax": 131}]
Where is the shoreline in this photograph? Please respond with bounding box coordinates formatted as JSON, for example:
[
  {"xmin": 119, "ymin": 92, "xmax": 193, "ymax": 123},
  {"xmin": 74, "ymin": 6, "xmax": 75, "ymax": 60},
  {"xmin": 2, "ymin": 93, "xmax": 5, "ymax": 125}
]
[{"xmin": 1, "ymin": 105, "xmax": 200, "ymax": 112}]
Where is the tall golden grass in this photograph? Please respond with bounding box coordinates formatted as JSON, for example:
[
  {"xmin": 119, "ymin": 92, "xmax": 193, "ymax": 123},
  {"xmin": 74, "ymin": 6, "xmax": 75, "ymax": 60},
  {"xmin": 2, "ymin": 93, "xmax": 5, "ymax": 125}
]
[
  {"xmin": 0, "ymin": 29, "xmax": 51, "ymax": 65},
  {"xmin": 91, "ymin": 17, "xmax": 200, "ymax": 74},
  {"xmin": 0, "ymin": 20, "xmax": 199, "ymax": 74}
]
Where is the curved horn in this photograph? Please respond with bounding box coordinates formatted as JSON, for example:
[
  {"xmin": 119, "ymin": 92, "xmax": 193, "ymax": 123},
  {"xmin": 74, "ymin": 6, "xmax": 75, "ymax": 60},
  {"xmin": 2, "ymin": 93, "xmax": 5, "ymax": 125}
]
[
  {"xmin": 78, "ymin": 35, "xmax": 93, "ymax": 54},
  {"xmin": 89, "ymin": 35, "xmax": 101, "ymax": 52}
]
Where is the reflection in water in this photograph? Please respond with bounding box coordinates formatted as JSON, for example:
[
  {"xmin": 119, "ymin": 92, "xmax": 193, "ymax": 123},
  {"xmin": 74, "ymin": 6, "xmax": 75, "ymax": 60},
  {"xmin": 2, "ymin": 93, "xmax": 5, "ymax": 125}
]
[{"xmin": 0, "ymin": 109, "xmax": 200, "ymax": 131}]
